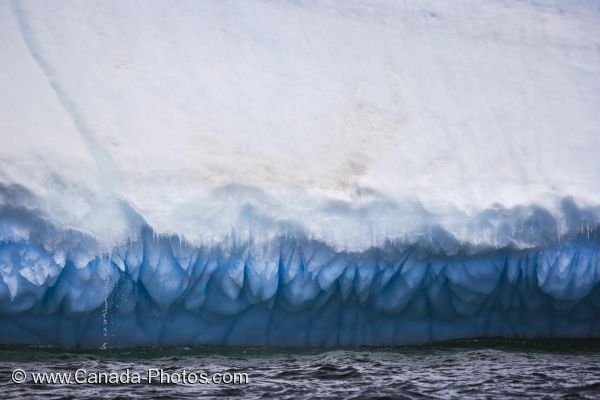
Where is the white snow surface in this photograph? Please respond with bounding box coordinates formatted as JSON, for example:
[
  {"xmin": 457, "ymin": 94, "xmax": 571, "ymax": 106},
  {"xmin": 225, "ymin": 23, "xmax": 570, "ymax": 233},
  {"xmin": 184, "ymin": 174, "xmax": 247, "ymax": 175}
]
[{"xmin": 1, "ymin": 0, "xmax": 599, "ymax": 250}]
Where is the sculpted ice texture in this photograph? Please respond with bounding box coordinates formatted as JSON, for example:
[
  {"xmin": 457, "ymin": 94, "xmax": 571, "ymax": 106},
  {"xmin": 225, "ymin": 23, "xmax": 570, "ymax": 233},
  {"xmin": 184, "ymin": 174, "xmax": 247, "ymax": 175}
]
[
  {"xmin": 1, "ymin": 206, "xmax": 599, "ymax": 347},
  {"xmin": 1, "ymin": 0, "xmax": 600, "ymax": 347}
]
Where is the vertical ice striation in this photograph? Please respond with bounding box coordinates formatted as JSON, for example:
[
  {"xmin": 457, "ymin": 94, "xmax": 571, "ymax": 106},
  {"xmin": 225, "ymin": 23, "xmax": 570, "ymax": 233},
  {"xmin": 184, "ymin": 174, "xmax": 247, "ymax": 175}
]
[{"xmin": 0, "ymin": 211, "xmax": 599, "ymax": 347}]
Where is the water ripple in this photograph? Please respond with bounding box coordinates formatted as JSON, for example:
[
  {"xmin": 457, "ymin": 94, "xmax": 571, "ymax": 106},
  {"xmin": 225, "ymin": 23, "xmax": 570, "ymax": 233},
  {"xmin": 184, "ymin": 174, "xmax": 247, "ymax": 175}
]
[{"xmin": 1, "ymin": 340, "xmax": 600, "ymax": 399}]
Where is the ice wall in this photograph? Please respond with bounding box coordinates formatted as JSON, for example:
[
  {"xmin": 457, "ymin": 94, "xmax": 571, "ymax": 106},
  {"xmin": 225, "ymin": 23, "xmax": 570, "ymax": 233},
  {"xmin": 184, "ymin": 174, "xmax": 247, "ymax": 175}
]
[
  {"xmin": 1, "ymin": 209, "xmax": 600, "ymax": 347},
  {"xmin": 1, "ymin": 0, "xmax": 600, "ymax": 347},
  {"xmin": 2, "ymin": 0, "xmax": 600, "ymax": 250}
]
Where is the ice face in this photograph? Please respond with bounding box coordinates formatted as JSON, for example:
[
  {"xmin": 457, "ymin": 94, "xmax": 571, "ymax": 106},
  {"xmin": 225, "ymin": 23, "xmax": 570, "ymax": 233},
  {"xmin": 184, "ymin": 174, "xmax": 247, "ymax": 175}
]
[
  {"xmin": 1, "ymin": 0, "xmax": 600, "ymax": 347},
  {"xmin": 1, "ymin": 0, "xmax": 600, "ymax": 251},
  {"xmin": 0, "ymin": 210, "xmax": 599, "ymax": 348}
]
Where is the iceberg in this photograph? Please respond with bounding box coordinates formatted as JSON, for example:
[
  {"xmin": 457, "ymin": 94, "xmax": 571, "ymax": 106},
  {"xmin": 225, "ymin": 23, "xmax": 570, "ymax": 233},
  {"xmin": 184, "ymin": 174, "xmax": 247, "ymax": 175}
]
[{"xmin": 1, "ymin": 0, "xmax": 600, "ymax": 347}]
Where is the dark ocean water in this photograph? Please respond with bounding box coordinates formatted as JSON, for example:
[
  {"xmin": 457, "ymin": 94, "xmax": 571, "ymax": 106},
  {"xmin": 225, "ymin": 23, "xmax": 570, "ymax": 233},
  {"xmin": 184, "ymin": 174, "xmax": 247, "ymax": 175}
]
[{"xmin": 1, "ymin": 339, "xmax": 600, "ymax": 399}]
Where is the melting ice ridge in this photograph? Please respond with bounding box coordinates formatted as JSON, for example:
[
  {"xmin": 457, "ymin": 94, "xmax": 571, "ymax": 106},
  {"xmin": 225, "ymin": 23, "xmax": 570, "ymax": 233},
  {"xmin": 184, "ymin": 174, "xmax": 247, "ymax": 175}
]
[{"xmin": 1, "ymin": 205, "xmax": 600, "ymax": 348}]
